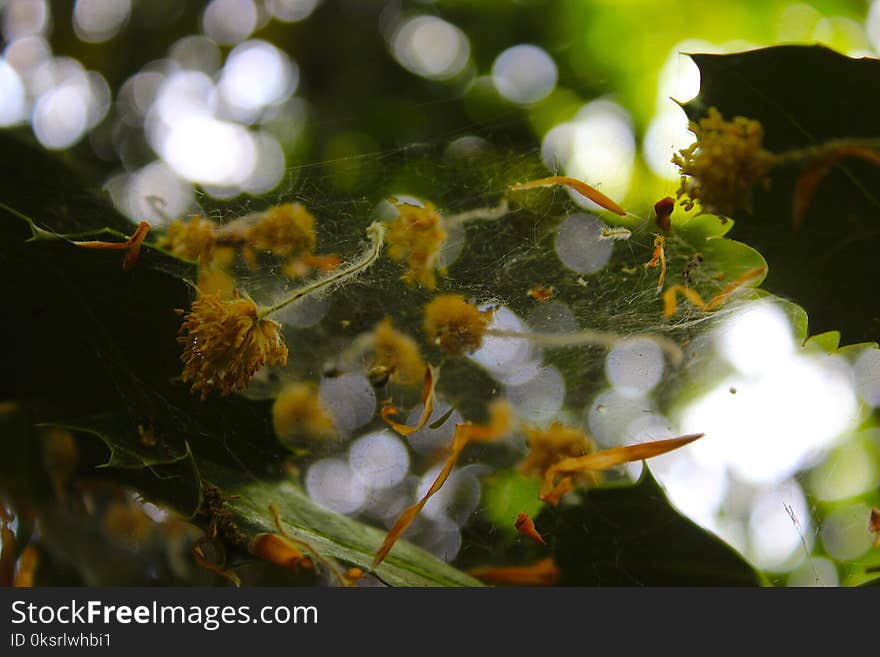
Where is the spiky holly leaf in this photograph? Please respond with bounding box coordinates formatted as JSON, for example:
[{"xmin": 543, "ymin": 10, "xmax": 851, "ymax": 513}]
[{"xmin": 682, "ymin": 45, "xmax": 880, "ymax": 343}]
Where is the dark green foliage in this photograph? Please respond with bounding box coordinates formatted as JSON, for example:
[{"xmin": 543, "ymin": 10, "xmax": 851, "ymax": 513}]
[
  {"xmin": 684, "ymin": 45, "xmax": 880, "ymax": 343},
  {"xmin": 543, "ymin": 468, "xmax": 762, "ymax": 586}
]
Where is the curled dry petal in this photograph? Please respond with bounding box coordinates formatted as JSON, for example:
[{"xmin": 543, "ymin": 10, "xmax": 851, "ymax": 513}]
[
  {"xmin": 381, "ymin": 365, "xmax": 437, "ymax": 436},
  {"xmin": 510, "ymin": 176, "xmax": 627, "ymax": 216},
  {"xmin": 540, "ymin": 433, "xmax": 705, "ymax": 504}
]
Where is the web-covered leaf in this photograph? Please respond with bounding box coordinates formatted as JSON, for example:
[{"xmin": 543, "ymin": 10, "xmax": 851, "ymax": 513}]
[{"xmin": 0, "ymin": 118, "xmax": 773, "ymax": 585}]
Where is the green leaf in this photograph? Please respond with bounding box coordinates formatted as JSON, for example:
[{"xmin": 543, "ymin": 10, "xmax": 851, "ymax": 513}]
[
  {"xmin": 221, "ymin": 468, "xmax": 481, "ymax": 587},
  {"xmin": 541, "ymin": 467, "xmax": 762, "ymax": 586},
  {"xmin": 683, "ymin": 45, "xmax": 880, "ymax": 343}
]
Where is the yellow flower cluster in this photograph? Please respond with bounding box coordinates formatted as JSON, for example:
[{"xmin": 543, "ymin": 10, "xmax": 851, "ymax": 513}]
[
  {"xmin": 423, "ymin": 294, "xmax": 492, "ymax": 356},
  {"xmin": 371, "ymin": 318, "xmax": 425, "ymax": 386},
  {"xmin": 242, "ymin": 202, "xmax": 318, "ymax": 262},
  {"xmin": 157, "ymin": 215, "xmax": 218, "ymax": 261},
  {"xmin": 386, "ymin": 199, "xmax": 447, "ymax": 289},
  {"xmin": 672, "ymin": 107, "xmax": 776, "ymax": 217},
  {"xmin": 158, "ymin": 204, "xmax": 334, "ymax": 298},
  {"xmin": 178, "ymin": 293, "xmax": 288, "ymax": 399}
]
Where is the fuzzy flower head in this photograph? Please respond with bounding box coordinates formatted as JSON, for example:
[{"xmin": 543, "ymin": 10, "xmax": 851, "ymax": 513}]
[
  {"xmin": 672, "ymin": 107, "xmax": 776, "ymax": 217},
  {"xmin": 158, "ymin": 216, "xmax": 218, "ymax": 261},
  {"xmin": 423, "ymin": 294, "xmax": 492, "ymax": 356},
  {"xmin": 246, "ymin": 203, "xmax": 317, "ymax": 258},
  {"xmin": 386, "ymin": 199, "xmax": 447, "ymax": 289},
  {"xmin": 372, "ymin": 318, "xmax": 425, "ymax": 386},
  {"xmin": 178, "ymin": 293, "xmax": 288, "ymax": 399}
]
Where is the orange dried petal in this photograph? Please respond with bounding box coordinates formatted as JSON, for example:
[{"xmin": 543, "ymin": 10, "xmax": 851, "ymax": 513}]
[
  {"xmin": 510, "ymin": 176, "xmax": 627, "ymax": 216},
  {"xmin": 381, "ymin": 365, "xmax": 437, "ymax": 436},
  {"xmin": 468, "ymin": 557, "xmax": 560, "ymax": 586},
  {"xmin": 514, "ymin": 512, "xmax": 545, "ymax": 545},
  {"xmin": 540, "ymin": 434, "xmax": 704, "ymax": 504}
]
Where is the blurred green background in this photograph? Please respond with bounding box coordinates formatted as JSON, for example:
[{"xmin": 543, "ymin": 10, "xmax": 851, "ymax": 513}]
[{"xmin": 1, "ymin": 0, "xmax": 877, "ymax": 220}]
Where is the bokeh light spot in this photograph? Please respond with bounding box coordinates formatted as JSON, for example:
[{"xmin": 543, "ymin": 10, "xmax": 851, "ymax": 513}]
[
  {"xmin": 586, "ymin": 388, "xmax": 655, "ymax": 447},
  {"xmin": 170, "ymin": 35, "xmax": 222, "ymax": 75},
  {"xmin": 348, "ymin": 431, "xmax": 409, "ymax": 490},
  {"xmin": 492, "ymin": 44, "xmax": 557, "ymax": 104},
  {"xmin": 605, "ymin": 337, "xmax": 665, "ymax": 397},
  {"xmin": 73, "ymin": 0, "xmax": 131, "ymax": 43},
  {"xmin": 468, "ymin": 305, "xmax": 537, "ymax": 383},
  {"xmin": 266, "ymin": 0, "xmax": 321, "ymax": 23},
  {"xmin": 554, "ymin": 213, "xmax": 613, "ymax": 274},
  {"xmin": 820, "ymin": 503, "xmax": 875, "ymax": 561},
  {"xmin": 716, "ymin": 300, "xmax": 795, "ymax": 376},
  {"xmin": 747, "ymin": 479, "xmax": 811, "ymax": 572},
  {"xmin": 218, "ymin": 39, "xmax": 297, "ymax": 123},
  {"xmin": 2, "ymin": 0, "xmax": 49, "ymax": 41},
  {"xmin": 319, "ymin": 374, "xmax": 376, "ymax": 433},
  {"xmin": 201, "ymin": 0, "xmax": 257, "ymax": 46},
  {"xmin": 121, "ymin": 161, "xmax": 193, "ymax": 226},
  {"xmin": 157, "ymin": 116, "xmax": 257, "ymax": 187},
  {"xmin": 786, "ymin": 556, "xmax": 839, "ymax": 587},
  {"xmin": 0, "ymin": 58, "xmax": 27, "ymax": 126},
  {"xmin": 391, "ymin": 15, "xmax": 470, "ymax": 80},
  {"xmin": 305, "ymin": 458, "xmax": 367, "ymax": 515},
  {"xmin": 506, "ymin": 365, "xmax": 565, "ymax": 423},
  {"xmin": 869, "ymin": 0, "xmax": 880, "ymax": 53},
  {"xmin": 808, "ymin": 436, "xmax": 878, "ymax": 502},
  {"xmin": 33, "ymin": 84, "xmax": 89, "ymax": 149},
  {"xmin": 854, "ymin": 346, "xmax": 880, "ymax": 407}
]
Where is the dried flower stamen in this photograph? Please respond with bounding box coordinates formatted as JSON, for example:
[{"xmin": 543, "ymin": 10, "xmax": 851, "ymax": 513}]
[
  {"xmin": 178, "ymin": 292, "xmax": 288, "ymax": 399},
  {"xmin": 672, "ymin": 107, "xmax": 776, "ymax": 217}
]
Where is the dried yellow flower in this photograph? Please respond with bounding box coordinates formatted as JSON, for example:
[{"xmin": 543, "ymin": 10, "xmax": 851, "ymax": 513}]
[
  {"xmin": 672, "ymin": 107, "xmax": 776, "ymax": 217},
  {"xmin": 519, "ymin": 422, "xmax": 599, "ymax": 484},
  {"xmin": 423, "ymin": 294, "xmax": 492, "ymax": 356},
  {"xmin": 386, "ymin": 199, "xmax": 447, "ymax": 289},
  {"xmin": 158, "ymin": 216, "xmax": 218, "ymax": 261},
  {"xmin": 178, "ymin": 293, "xmax": 288, "ymax": 399},
  {"xmin": 245, "ymin": 203, "xmax": 317, "ymax": 258},
  {"xmin": 272, "ymin": 383, "xmax": 337, "ymax": 445},
  {"xmin": 372, "ymin": 318, "xmax": 425, "ymax": 386}
]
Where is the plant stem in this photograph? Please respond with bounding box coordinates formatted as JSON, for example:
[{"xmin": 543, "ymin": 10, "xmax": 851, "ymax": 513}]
[
  {"xmin": 258, "ymin": 222, "xmax": 386, "ymax": 320},
  {"xmin": 443, "ymin": 198, "xmax": 510, "ymax": 227}
]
